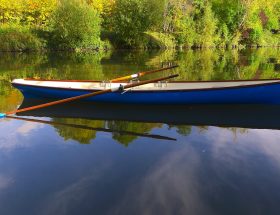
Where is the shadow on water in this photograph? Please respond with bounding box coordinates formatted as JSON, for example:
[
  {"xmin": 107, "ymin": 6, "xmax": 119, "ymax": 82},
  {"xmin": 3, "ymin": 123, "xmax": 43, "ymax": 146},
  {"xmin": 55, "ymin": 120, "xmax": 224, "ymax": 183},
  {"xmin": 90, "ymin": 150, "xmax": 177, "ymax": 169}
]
[
  {"xmin": 14, "ymin": 98, "xmax": 280, "ymax": 145},
  {"xmin": 17, "ymin": 98, "xmax": 280, "ymax": 129}
]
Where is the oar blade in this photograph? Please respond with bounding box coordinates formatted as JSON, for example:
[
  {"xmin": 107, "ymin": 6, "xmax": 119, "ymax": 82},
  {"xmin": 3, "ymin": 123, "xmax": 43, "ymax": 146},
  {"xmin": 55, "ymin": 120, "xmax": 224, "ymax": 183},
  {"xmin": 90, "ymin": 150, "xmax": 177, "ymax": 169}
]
[{"xmin": 0, "ymin": 113, "xmax": 6, "ymax": 118}]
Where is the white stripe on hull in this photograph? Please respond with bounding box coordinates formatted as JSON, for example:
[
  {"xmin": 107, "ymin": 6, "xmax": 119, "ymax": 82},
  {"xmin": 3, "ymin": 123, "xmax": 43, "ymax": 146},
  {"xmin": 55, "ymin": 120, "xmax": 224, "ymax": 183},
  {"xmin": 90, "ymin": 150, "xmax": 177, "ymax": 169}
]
[{"xmin": 12, "ymin": 79, "xmax": 280, "ymax": 91}]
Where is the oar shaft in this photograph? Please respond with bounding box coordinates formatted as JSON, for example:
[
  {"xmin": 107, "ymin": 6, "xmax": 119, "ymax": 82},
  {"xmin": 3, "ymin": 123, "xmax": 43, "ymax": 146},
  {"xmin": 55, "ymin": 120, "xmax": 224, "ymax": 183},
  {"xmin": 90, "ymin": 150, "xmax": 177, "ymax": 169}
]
[
  {"xmin": 110, "ymin": 65, "xmax": 178, "ymax": 82},
  {"xmin": 5, "ymin": 74, "xmax": 178, "ymax": 115}
]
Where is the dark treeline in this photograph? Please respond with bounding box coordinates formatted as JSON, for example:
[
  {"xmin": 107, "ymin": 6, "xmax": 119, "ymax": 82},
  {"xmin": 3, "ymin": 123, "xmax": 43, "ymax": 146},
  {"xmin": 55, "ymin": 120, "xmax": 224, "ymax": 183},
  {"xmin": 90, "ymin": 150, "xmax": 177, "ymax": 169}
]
[{"xmin": 0, "ymin": 0, "xmax": 279, "ymax": 51}]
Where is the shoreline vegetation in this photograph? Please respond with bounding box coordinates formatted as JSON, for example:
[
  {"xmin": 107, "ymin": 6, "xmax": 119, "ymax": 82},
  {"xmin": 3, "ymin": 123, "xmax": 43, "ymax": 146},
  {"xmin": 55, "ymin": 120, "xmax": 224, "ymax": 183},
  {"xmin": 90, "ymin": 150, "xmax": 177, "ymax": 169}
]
[{"xmin": 0, "ymin": 0, "xmax": 279, "ymax": 52}]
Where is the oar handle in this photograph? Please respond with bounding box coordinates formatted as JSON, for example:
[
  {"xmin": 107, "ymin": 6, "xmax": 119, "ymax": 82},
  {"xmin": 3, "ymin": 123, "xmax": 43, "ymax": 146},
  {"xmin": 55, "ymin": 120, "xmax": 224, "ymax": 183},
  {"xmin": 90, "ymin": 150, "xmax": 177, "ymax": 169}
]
[
  {"xmin": 3, "ymin": 74, "xmax": 178, "ymax": 116},
  {"xmin": 110, "ymin": 65, "xmax": 178, "ymax": 82}
]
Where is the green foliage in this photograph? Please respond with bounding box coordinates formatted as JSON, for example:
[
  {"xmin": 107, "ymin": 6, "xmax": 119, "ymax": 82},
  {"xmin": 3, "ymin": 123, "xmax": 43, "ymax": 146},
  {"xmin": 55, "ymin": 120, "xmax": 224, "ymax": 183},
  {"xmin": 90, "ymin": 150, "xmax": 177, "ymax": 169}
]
[
  {"xmin": 49, "ymin": 0, "xmax": 102, "ymax": 50},
  {"xmin": 145, "ymin": 32, "xmax": 176, "ymax": 49},
  {"xmin": 217, "ymin": 23, "xmax": 230, "ymax": 46},
  {"xmin": 111, "ymin": 0, "xmax": 165, "ymax": 48},
  {"xmin": 160, "ymin": 0, "xmax": 218, "ymax": 48},
  {"xmin": 195, "ymin": 2, "xmax": 218, "ymax": 47},
  {"xmin": 212, "ymin": 0, "xmax": 245, "ymax": 34},
  {"xmin": 174, "ymin": 11, "xmax": 196, "ymax": 48},
  {"xmin": 243, "ymin": 0, "xmax": 280, "ymax": 46},
  {"xmin": 0, "ymin": 24, "xmax": 45, "ymax": 51},
  {"xmin": 250, "ymin": 28, "xmax": 263, "ymax": 44},
  {"xmin": 258, "ymin": 31, "xmax": 280, "ymax": 47},
  {"xmin": 212, "ymin": 0, "xmax": 245, "ymax": 46}
]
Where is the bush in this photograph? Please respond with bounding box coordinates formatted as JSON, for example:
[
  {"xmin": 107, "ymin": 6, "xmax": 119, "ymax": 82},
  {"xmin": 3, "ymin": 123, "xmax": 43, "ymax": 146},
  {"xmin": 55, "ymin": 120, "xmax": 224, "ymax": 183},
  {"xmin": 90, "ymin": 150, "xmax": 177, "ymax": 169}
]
[
  {"xmin": 174, "ymin": 15, "xmax": 196, "ymax": 48},
  {"xmin": 195, "ymin": 3, "xmax": 218, "ymax": 47},
  {"xmin": 111, "ymin": 0, "xmax": 164, "ymax": 48},
  {"xmin": 0, "ymin": 24, "xmax": 45, "ymax": 51},
  {"xmin": 49, "ymin": 0, "xmax": 102, "ymax": 50},
  {"xmin": 145, "ymin": 32, "xmax": 176, "ymax": 49},
  {"xmin": 259, "ymin": 30, "xmax": 280, "ymax": 47}
]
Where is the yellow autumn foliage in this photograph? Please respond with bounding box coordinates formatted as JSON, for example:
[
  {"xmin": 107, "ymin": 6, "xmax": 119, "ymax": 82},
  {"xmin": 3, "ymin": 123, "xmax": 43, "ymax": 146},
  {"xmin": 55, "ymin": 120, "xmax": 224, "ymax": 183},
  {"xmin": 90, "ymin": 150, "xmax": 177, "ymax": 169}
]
[
  {"xmin": 0, "ymin": 0, "xmax": 116, "ymax": 25},
  {"xmin": 0, "ymin": 0, "xmax": 57, "ymax": 25},
  {"xmin": 86, "ymin": 0, "xmax": 115, "ymax": 14}
]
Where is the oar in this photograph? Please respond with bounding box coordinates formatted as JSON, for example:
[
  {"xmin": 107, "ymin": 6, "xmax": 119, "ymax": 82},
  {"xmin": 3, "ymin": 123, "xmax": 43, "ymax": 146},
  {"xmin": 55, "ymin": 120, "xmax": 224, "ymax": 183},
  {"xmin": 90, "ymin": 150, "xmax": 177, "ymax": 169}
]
[
  {"xmin": 110, "ymin": 65, "xmax": 178, "ymax": 82},
  {"xmin": 6, "ymin": 116, "xmax": 176, "ymax": 141},
  {"xmin": 0, "ymin": 74, "xmax": 178, "ymax": 118}
]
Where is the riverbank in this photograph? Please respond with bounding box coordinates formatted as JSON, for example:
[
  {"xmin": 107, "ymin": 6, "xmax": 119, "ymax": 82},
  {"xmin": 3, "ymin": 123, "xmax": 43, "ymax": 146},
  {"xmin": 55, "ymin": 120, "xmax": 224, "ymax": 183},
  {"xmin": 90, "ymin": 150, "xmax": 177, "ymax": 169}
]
[{"xmin": 0, "ymin": 28, "xmax": 279, "ymax": 52}]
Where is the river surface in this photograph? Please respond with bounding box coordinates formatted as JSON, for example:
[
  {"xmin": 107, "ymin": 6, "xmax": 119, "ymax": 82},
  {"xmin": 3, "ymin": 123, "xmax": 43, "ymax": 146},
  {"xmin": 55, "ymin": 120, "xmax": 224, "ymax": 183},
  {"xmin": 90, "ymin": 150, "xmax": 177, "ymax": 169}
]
[{"xmin": 0, "ymin": 48, "xmax": 280, "ymax": 215}]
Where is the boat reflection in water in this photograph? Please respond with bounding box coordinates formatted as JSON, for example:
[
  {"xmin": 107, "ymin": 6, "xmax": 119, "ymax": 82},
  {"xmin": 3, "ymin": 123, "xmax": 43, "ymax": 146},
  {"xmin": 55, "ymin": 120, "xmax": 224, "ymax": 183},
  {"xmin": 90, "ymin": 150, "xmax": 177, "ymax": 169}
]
[{"xmin": 17, "ymin": 98, "xmax": 280, "ymax": 130}]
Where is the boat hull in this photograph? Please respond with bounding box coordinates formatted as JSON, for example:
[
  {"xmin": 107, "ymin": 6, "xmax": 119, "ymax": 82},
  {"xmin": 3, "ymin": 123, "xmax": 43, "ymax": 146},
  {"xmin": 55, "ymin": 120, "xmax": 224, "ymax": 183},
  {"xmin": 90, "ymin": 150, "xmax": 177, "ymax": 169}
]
[{"xmin": 12, "ymin": 81, "xmax": 280, "ymax": 104}]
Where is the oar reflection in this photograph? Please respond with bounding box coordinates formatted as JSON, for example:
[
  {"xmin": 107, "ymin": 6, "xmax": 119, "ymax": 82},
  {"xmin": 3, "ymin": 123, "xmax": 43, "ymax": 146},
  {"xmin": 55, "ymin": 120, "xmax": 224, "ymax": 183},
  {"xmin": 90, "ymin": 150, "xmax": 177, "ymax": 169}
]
[{"xmin": 7, "ymin": 116, "xmax": 176, "ymax": 142}]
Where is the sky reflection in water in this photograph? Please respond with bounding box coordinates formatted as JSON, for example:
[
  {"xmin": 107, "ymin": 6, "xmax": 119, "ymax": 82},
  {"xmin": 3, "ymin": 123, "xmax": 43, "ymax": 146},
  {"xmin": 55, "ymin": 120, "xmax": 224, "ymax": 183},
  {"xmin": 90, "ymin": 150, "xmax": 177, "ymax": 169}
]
[{"xmin": 0, "ymin": 119, "xmax": 280, "ymax": 215}]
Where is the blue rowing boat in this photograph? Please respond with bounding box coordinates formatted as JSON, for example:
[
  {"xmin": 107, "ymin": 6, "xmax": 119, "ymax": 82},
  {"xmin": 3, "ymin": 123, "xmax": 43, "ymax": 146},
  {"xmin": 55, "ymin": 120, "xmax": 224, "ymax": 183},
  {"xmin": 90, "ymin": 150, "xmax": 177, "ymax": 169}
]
[{"xmin": 12, "ymin": 78, "xmax": 280, "ymax": 105}]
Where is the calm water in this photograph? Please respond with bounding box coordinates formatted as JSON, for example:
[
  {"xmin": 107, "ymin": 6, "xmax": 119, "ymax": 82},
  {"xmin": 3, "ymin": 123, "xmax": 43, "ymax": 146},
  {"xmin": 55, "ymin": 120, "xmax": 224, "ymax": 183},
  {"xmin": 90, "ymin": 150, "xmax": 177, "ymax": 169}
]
[{"xmin": 0, "ymin": 48, "xmax": 280, "ymax": 215}]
